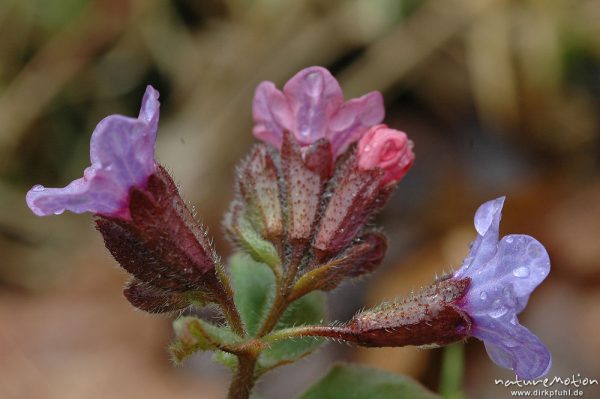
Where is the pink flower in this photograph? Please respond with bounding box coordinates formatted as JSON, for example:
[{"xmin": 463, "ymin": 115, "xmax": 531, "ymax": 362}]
[
  {"xmin": 252, "ymin": 66, "xmax": 384, "ymax": 157},
  {"xmin": 357, "ymin": 124, "xmax": 415, "ymax": 186},
  {"xmin": 26, "ymin": 86, "xmax": 160, "ymax": 218}
]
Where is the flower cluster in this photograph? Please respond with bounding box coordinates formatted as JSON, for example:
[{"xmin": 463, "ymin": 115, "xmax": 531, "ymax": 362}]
[{"xmin": 26, "ymin": 66, "xmax": 551, "ymax": 396}]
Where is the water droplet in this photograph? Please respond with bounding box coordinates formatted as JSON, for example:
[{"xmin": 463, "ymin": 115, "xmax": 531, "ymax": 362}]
[
  {"xmin": 510, "ymin": 315, "xmax": 518, "ymax": 325},
  {"xmin": 53, "ymin": 209, "xmax": 65, "ymax": 215},
  {"xmin": 364, "ymin": 145, "xmax": 372, "ymax": 153},
  {"xmin": 479, "ymin": 291, "xmax": 488, "ymax": 301},
  {"xmin": 512, "ymin": 266, "xmax": 530, "ymax": 278},
  {"xmin": 488, "ymin": 299, "xmax": 508, "ymax": 318},
  {"xmin": 505, "ymin": 236, "xmax": 514, "ymax": 244},
  {"xmin": 32, "ymin": 185, "xmax": 45, "ymax": 192}
]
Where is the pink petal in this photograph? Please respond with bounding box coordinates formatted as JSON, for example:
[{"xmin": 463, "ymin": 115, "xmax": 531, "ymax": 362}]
[
  {"xmin": 329, "ymin": 91, "xmax": 384, "ymax": 156},
  {"xmin": 252, "ymin": 81, "xmax": 293, "ymax": 149},
  {"xmin": 283, "ymin": 66, "xmax": 344, "ymax": 145}
]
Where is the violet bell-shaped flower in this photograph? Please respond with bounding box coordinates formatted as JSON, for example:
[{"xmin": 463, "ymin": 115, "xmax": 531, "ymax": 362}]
[
  {"xmin": 252, "ymin": 66, "xmax": 384, "ymax": 158},
  {"xmin": 26, "ymin": 85, "xmax": 160, "ymax": 218},
  {"xmin": 25, "ymin": 86, "xmax": 224, "ymax": 314},
  {"xmin": 342, "ymin": 197, "xmax": 550, "ymax": 380},
  {"xmin": 453, "ymin": 197, "xmax": 551, "ymax": 379}
]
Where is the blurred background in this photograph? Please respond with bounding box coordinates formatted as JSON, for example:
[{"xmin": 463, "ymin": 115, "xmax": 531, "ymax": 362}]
[{"xmin": 1, "ymin": 0, "xmax": 599, "ymax": 398}]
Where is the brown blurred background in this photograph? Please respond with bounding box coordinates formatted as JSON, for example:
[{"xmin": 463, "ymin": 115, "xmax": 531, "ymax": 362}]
[{"xmin": 1, "ymin": 0, "xmax": 599, "ymax": 398}]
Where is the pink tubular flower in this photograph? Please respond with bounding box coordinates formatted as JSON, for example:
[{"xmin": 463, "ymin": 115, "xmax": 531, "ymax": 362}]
[
  {"xmin": 26, "ymin": 86, "xmax": 160, "ymax": 219},
  {"xmin": 252, "ymin": 66, "xmax": 384, "ymax": 158},
  {"xmin": 357, "ymin": 124, "xmax": 415, "ymax": 186}
]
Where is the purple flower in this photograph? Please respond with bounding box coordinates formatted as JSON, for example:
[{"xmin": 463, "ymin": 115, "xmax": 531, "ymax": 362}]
[
  {"xmin": 26, "ymin": 86, "xmax": 160, "ymax": 219},
  {"xmin": 454, "ymin": 197, "xmax": 551, "ymax": 379},
  {"xmin": 252, "ymin": 66, "xmax": 384, "ymax": 157}
]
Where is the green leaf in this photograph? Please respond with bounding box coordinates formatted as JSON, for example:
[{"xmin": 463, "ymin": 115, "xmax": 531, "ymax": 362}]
[
  {"xmin": 213, "ymin": 350, "xmax": 238, "ymax": 371},
  {"xmin": 170, "ymin": 316, "xmax": 240, "ymax": 364},
  {"xmin": 258, "ymin": 291, "xmax": 326, "ymax": 371},
  {"xmin": 229, "ymin": 253, "xmax": 276, "ymax": 336},
  {"xmin": 298, "ymin": 364, "xmax": 440, "ymax": 399},
  {"xmin": 236, "ymin": 217, "xmax": 281, "ymax": 270}
]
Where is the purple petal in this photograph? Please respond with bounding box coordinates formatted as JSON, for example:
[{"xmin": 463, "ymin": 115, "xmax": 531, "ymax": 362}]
[
  {"xmin": 472, "ymin": 315, "xmax": 552, "ymax": 379},
  {"xmin": 283, "ymin": 66, "xmax": 344, "ymax": 145},
  {"xmin": 328, "ymin": 91, "xmax": 385, "ymax": 157},
  {"xmin": 27, "ymin": 87, "xmax": 160, "ymax": 217},
  {"xmin": 466, "ymin": 235, "xmax": 550, "ymax": 314},
  {"xmin": 453, "ymin": 197, "xmax": 552, "ymax": 379},
  {"xmin": 455, "ymin": 197, "xmax": 505, "ymax": 279},
  {"xmin": 27, "ymin": 166, "xmax": 131, "ymax": 217},
  {"xmin": 138, "ymin": 85, "xmax": 160, "ymax": 140},
  {"xmin": 252, "ymin": 81, "xmax": 293, "ymax": 149}
]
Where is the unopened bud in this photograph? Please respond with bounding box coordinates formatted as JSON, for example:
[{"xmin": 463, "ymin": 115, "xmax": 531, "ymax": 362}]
[
  {"xmin": 357, "ymin": 124, "xmax": 414, "ymax": 186},
  {"xmin": 291, "ymin": 232, "xmax": 387, "ymax": 300}
]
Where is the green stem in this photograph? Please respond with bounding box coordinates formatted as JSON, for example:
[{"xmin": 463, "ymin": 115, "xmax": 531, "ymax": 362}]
[
  {"xmin": 227, "ymin": 245, "xmax": 306, "ymax": 397},
  {"xmin": 256, "ymin": 246, "xmax": 304, "ymax": 337},
  {"xmin": 262, "ymin": 325, "xmax": 354, "ymax": 344},
  {"xmin": 439, "ymin": 343, "xmax": 465, "ymax": 399},
  {"xmin": 215, "ymin": 294, "xmax": 245, "ymax": 337},
  {"xmin": 214, "ymin": 265, "xmax": 245, "ymax": 336},
  {"xmin": 227, "ymin": 355, "xmax": 257, "ymax": 399}
]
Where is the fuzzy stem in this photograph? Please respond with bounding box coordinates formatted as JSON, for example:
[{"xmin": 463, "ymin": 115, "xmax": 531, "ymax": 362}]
[
  {"xmin": 228, "ymin": 246, "xmax": 305, "ymax": 396},
  {"xmin": 227, "ymin": 355, "xmax": 257, "ymax": 399},
  {"xmin": 262, "ymin": 325, "xmax": 355, "ymax": 344},
  {"xmin": 213, "ymin": 265, "xmax": 245, "ymax": 336},
  {"xmin": 216, "ymin": 294, "xmax": 245, "ymax": 337},
  {"xmin": 256, "ymin": 246, "xmax": 304, "ymax": 337}
]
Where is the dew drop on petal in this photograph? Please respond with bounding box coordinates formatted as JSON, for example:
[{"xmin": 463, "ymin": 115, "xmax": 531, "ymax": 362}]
[
  {"xmin": 53, "ymin": 209, "xmax": 65, "ymax": 215},
  {"xmin": 488, "ymin": 299, "xmax": 508, "ymax": 318},
  {"xmin": 512, "ymin": 266, "xmax": 530, "ymax": 278},
  {"xmin": 505, "ymin": 236, "xmax": 514, "ymax": 244},
  {"xmin": 480, "ymin": 291, "xmax": 488, "ymax": 301},
  {"xmin": 32, "ymin": 185, "xmax": 45, "ymax": 192}
]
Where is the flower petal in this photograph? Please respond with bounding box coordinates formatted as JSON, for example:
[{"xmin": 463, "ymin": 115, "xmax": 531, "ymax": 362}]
[
  {"xmin": 328, "ymin": 91, "xmax": 384, "ymax": 156},
  {"xmin": 27, "ymin": 166, "xmax": 129, "ymax": 216},
  {"xmin": 27, "ymin": 87, "xmax": 160, "ymax": 217},
  {"xmin": 283, "ymin": 66, "xmax": 344, "ymax": 145},
  {"xmin": 138, "ymin": 85, "xmax": 160, "ymax": 140},
  {"xmin": 468, "ymin": 235, "xmax": 550, "ymax": 315},
  {"xmin": 252, "ymin": 81, "xmax": 293, "ymax": 149},
  {"xmin": 455, "ymin": 197, "xmax": 505, "ymax": 279},
  {"xmin": 472, "ymin": 316, "xmax": 552, "ymax": 379}
]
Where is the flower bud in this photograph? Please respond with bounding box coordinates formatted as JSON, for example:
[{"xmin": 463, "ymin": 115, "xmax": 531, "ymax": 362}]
[
  {"xmin": 280, "ymin": 133, "xmax": 330, "ymax": 245},
  {"xmin": 312, "ymin": 154, "xmax": 392, "ymax": 259},
  {"xmin": 347, "ymin": 277, "xmax": 472, "ymax": 347},
  {"xmin": 357, "ymin": 124, "xmax": 414, "ymax": 186},
  {"xmin": 236, "ymin": 145, "xmax": 284, "ymax": 241},
  {"xmin": 291, "ymin": 232, "xmax": 387, "ymax": 300}
]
